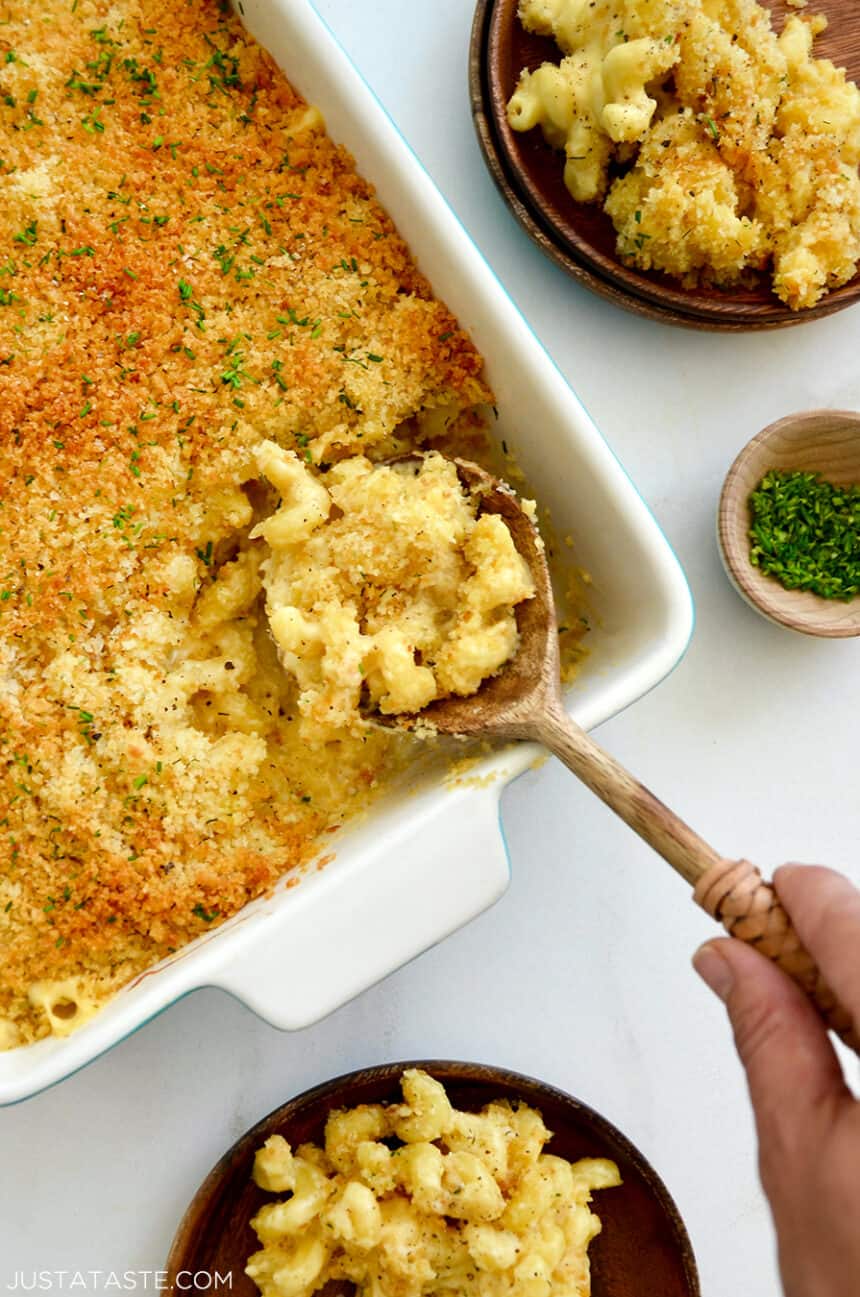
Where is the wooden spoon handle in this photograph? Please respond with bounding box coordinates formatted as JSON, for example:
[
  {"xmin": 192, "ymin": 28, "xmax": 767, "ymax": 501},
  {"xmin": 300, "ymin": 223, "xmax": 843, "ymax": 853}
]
[
  {"xmin": 534, "ymin": 705, "xmax": 860, "ymax": 1053},
  {"xmin": 533, "ymin": 704, "xmax": 722, "ymax": 886},
  {"xmin": 695, "ymin": 858, "xmax": 860, "ymax": 1052}
]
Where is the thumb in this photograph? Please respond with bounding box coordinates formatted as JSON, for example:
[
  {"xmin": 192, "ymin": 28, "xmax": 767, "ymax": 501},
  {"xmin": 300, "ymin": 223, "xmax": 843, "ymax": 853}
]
[{"xmin": 693, "ymin": 938, "xmax": 845, "ymax": 1164}]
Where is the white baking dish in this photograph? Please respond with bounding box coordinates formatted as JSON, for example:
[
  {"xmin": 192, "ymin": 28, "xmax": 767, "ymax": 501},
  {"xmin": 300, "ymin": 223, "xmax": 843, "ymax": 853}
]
[{"xmin": 0, "ymin": 0, "xmax": 693, "ymax": 1106}]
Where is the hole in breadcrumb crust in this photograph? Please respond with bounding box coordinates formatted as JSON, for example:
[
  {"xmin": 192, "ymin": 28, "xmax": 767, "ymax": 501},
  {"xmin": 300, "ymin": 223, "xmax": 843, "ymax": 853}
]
[{"xmin": 50, "ymin": 999, "xmax": 78, "ymax": 1020}]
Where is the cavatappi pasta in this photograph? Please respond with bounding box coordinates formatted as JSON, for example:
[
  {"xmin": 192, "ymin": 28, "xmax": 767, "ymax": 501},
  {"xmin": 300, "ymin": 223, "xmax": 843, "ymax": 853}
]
[
  {"xmin": 246, "ymin": 1069, "xmax": 621, "ymax": 1297},
  {"xmin": 257, "ymin": 447, "xmax": 535, "ymax": 730}
]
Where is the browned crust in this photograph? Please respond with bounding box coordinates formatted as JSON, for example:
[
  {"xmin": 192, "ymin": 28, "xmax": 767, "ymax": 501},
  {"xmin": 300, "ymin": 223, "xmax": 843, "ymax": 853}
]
[{"xmin": 0, "ymin": 0, "xmax": 491, "ymax": 1039}]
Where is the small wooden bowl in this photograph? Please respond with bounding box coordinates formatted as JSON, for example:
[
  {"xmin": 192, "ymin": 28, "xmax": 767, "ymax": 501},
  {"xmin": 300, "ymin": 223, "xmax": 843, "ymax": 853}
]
[
  {"xmin": 718, "ymin": 410, "xmax": 860, "ymax": 636},
  {"xmin": 165, "ymin": 1060, "xmax": 700, "ymax": 1297},
  {"xmin": 470, "ymin": 0, "xmax": 860, "ymax": 330}
]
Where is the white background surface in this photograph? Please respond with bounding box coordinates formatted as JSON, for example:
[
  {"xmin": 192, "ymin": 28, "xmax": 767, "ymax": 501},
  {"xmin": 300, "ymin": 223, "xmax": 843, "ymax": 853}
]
[{"xmin": 2, "ymin": 1, "xmax": 860, "ymax": 1295}]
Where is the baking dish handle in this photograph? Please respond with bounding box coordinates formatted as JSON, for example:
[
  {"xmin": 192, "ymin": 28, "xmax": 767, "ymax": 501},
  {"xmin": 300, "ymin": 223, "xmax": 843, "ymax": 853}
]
[{"xmin": 209, "ymin": 785, "xmax": 511, "ymax": 1031}]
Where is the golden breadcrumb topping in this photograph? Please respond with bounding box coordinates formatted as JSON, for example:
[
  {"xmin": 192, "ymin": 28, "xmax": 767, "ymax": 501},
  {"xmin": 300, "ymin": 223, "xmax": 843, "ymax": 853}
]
[{"xmin": 0, "ymin": 0, "xmax": 493, "ymax": 1045}]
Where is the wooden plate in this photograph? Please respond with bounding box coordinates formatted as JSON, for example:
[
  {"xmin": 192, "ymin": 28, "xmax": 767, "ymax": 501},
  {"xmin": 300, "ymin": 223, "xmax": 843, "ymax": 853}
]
[
  {"xmin": 470, "ymin": 0, "xmax": 860, "ymax": 330},
  {"xmin": 165, "ymin": 1060, "xmax": 700, "ymax": 1297}
]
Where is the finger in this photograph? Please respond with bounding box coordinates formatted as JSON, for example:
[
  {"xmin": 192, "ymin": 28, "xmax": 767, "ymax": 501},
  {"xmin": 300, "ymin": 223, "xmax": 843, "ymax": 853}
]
[
  {"xmin": 693, "ymin": 938, "xmax": 846, "ymax": 1162},
  {"xmin": 774, "ymin": 864, "xmax": 860, "ymax": 1028}
]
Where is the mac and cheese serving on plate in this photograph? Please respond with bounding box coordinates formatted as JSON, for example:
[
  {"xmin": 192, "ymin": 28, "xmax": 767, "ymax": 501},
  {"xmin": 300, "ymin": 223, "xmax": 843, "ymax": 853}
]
[
  {"xmin": 508, "ymin": 0, "xmax": 860, "ymax": 309},
  {"xmin": 246, "ymin": 1068, "xmax": 621, "ymax": 1297}
]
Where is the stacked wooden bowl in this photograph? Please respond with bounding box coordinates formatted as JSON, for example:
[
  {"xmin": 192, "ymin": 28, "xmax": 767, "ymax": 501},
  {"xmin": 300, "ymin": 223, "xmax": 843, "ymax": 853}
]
[{"xmin": 470, "ymin": 0, "xmax": 860, "ymax": 330}]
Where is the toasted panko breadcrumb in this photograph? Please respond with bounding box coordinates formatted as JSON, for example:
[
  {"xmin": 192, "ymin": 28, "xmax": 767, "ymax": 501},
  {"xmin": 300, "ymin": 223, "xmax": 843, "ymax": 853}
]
[
  {"xmin": 0, "ymin": 0, "xmax": 493, "ymax": 1044},
  {"xmin": 605, "ymin": 111, "xmax": 766, "ymax": 282},
  {"xmin": 672, "ymin": 0, "xmax": 787, "ymax": 167},
  {"xmin": 756, "ymin": 129, "xmax": 860, "ymax": 310}
]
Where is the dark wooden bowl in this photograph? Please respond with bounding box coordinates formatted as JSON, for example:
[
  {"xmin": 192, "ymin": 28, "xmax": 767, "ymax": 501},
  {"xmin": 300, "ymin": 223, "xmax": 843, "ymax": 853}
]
[
  {"xmin": 470, "ymin": 0, "xmax": 860, "ymax": 330},
  {"xmin": 165, "ymin": 1060, "xmax": 700, "ymax": 1297}
]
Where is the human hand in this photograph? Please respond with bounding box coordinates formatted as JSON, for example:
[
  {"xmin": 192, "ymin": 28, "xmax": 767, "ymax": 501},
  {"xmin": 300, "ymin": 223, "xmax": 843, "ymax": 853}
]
[{"xmin": 693, "ymin": 864, "xmax": 860, "ymax": 1297}]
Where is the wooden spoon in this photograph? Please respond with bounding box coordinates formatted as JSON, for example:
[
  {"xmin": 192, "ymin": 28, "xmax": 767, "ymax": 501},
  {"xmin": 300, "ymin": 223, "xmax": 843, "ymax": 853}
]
[{"xmin": 378, "ymin": 456, "xmax": 860, "ymax": 1053}]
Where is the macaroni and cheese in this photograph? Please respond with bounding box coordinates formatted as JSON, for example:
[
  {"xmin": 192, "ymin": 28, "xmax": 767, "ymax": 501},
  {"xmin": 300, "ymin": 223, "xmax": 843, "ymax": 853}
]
[
  {"xmin": 246, "ymin": 1068, "xmax": 621, "ymax": 1297},
  {"xmin": 0, "ymin": 0, "xmax": 498, "ymax": 1046},
  {"xmin": 508, "ymin": 0, "xmax": 860, "ymax": 308},
  {"xmin": 256, "ymin": 447, "xmax": 535, "ymax": 729}
]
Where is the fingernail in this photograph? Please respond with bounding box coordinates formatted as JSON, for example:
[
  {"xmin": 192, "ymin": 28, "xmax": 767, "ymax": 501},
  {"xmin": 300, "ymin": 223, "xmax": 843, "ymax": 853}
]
[{"xmin": 693, "ymin": 944, "xmax": 734, "ymax": 1002}]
